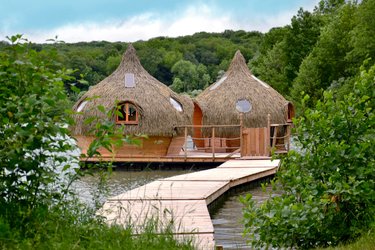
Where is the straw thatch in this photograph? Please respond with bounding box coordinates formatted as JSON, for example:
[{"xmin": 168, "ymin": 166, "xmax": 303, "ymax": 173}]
[
  {"xmin": 71, "ymin": 44, "xmax": 193, "ymax": 137},
  {"xmin": 195, "ymin": 50, "xmax": 289, "ymax": 137}
]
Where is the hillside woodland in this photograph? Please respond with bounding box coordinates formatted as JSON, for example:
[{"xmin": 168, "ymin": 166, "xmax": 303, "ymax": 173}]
[{"xmin": 2, "ymin": 1, "xmax": 373, "ymax": 109}]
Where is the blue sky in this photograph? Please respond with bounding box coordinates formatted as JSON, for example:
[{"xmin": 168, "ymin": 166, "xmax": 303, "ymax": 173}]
[{"xmin": 0, "ymin": 0, "xmax": 320, "ymax": 43}]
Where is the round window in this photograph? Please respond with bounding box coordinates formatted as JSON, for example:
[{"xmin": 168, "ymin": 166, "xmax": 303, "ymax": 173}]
[{"xmin": 236, "ymin": 99, "xmax": 252, "ymax": 113}]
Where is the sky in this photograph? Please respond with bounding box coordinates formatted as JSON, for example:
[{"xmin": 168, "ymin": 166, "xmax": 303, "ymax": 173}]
[{"xmin": 0, "ymin": 0, "xmax": 320, "ymax": 43}]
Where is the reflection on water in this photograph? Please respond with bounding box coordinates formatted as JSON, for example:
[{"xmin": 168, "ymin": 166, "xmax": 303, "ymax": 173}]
[
  {"xmin": 211, "ymin": 186, "xmax": 274, "ymax": 250},
  {"xmin": 74, "ymin": 169, "xmax": 274, "ymax": 250}
]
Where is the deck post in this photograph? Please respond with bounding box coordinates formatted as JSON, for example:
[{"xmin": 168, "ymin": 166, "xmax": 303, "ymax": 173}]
[
  {"xmin": 184, "ymin": 126, "xmax": 188, "ymax": 161},
  {"xmin": 267, "ymin": 114, "xmax": 271, "ymax": 156},
  {"xmin": 272, "ymin": 126, "xmax": 278, "ymax": 149},
  {"xmin": 239, "ymin": 113, "xmax": 243, "ymax": 157},
  {"xmin": 212, "ymin": 127, "xmax": 215, "ymax": 161}
]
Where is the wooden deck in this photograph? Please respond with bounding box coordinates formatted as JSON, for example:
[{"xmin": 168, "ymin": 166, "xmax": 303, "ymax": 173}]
[
  {"xmin": 84, "ymin": 151, "xmax": 241, "ymax": 163},
  {"xmin": 99, "ymin": 158, "xmax": 280, "ymax": 249}
]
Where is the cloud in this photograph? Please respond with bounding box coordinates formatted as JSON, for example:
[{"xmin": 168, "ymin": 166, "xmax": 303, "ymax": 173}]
[
  {"xmin": 1, "ymin": 2, "xmax": 319, "ymax": 43},
  {"xmin": 14, "ymin": 4, "xmax": 231, "ymax": 43}
]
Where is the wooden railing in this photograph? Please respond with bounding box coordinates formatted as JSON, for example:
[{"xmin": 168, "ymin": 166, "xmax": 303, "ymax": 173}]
[
  {"xmin": 172, "ymin": 122, "xmax": 292, "ymax": 160},
  {"xmin": 173, "ymin": 124, "xmax": 241, "ymax": 160},
  {"xmin": 270, "ymin": 123, "xmax": 292, "ymax": 153}
]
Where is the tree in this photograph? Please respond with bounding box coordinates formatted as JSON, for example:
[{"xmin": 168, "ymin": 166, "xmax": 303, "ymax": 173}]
[
  {"xmin": 0, "ymin": 35, "xmax": 75, "ymax": 210},
  {"xmin": 348, "ymin": 0, "xmax": 375, "ymax": 69},
  {"xmin": 250, "ymin": 40, "xmax": 290, "ymax": 95},
  {"xmin": 283, "ymin": 8, "xmax": 323, "ymax": 83},
  {"xmin": 292, "ymin": 2, "xmax": 357, "ymax": 106},
  {"xmin": 170, "ymin": 60, "xmax": 198, "ymax": 92},
  {"xmin": 106, "ymin": 55, "xmax": 121, "ymax": 75},
  {"xmin": 250, "ymin": 8, "xmax": 323, "ymax": 96},
  {"xmin": 241, "ymin": 63, "xmax": 375, "ymax": 249}
]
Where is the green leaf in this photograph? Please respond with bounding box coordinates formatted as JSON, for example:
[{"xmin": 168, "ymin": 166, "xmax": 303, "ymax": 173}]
[{"xmin": 97, "ymin": 105, "xmax": 106, "ymax": 113}]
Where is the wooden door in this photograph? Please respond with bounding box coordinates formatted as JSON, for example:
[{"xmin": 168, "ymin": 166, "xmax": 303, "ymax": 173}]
[
  {"xmin": 242, "ymin": 127, "xmax": 270, "ymax": 156},
  {"xmin": 192, "ymin": 103, "xmax": 204, "ymax": 148}
]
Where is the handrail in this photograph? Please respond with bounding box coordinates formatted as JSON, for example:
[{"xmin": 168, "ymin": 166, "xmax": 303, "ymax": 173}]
[
  {"xmin": 172, "ymin": 122, "xmax": 292, "ymax": 160},
  {"xmin": 269, "ymin": 123, "xmax": 292, "ymax": 152},
  {"xmin": 175, "ymin": 124, "xmax": 241, "ymax": 128},
  {"xmin": 173, "ymin": 124, "xmax": 242, "ymax": 161}
]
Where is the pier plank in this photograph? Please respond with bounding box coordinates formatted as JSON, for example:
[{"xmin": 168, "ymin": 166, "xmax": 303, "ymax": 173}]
[
  {"xmin": 100, "ymin": 200, "xmax": 213, "ymax": 233},
  {"xmin": 218, "ymin": 159, "xmax": 280, "ymax": 168},
  {"xmin": 101, "ymin": 159, "xmax": 280, "ymax": 249},
  {"xmin": 164, "ymin": 167, "xmax": 275, "ymax": 182},
  {"xmin": 108, "ymin": 180, "xmax": 229, "ymax": 202}
]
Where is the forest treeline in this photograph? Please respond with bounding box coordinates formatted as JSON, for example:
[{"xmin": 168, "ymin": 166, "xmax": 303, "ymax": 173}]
[{"xmin": 1, "ymin": 0, "xmax": 373, "ymax": 108}]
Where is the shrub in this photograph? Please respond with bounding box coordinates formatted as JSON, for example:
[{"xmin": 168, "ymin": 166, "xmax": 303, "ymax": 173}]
[
  {"xmin": 241, "ymin": 64, "xmax": 375, "ymax": 249},
  {"xmin": 0, "ymin": 35, "xmax": 194, "ymax": 250}
]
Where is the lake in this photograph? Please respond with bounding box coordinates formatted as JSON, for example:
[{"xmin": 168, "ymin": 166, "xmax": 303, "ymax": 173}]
[{"xmin": 74, "ymin": 167, "xmax": 273, "ymax": 249}]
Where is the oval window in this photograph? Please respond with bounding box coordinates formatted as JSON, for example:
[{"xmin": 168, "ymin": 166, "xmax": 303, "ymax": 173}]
[{"xmin": 236, "ymin": 99, "xmax": 252, "ymax": 113}]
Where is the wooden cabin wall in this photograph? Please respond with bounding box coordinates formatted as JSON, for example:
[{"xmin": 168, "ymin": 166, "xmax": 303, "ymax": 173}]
[
  {"xmin": 226, "ymin": 138, "xmax": 240, "ymax": 152},
  {"xmin": 75, "ymin": 135, "xmax": 172, "ymax": 158}
]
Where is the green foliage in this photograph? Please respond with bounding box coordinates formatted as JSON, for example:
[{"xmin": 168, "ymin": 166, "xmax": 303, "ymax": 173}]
[
  {"xmin": 347, "ymin": 0, "xmax": 375, "ymax": 69},
  {"xmin": 317, "ymin": 225, "xmax": 375, "ymax": 250},
  {"xmin": 241, "ymin": 64, "xmax": 375, "ymax": 249},
  {"xmin": 0, "ymin": 30, "xmax": 262, "ymax": 96},
  {"xmin": 292, "ymin": 2, "xmax": 357, "ymax": 106},
  {"xmin": 0, "ymin": 200, "xmax": 194, "ymax": 250},
  {"xmin": 0, "ymin": 35, "xmax": 75, "ymax": 208},
  {"xmin": 170, "ymin": 59, "xmax": 211, "ymax": 92},
  {"xmin": 251, "ymin": 0, "xmax": 375, "ymax": 108},
  {"xmin": 251, "ymin": 7, "xmax": 323, "ymax": 97},
  {"xmin": 249, "ymin": 40, "xmax": 290, "ymax": 95},
  {"xmin": 0, "ymin": 36, "xmax": 195, "ymax": 249}
]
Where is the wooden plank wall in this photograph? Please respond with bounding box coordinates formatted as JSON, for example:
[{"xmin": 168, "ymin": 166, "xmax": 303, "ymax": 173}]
[
  {"xmin": 242, "ymin": 127, "xmax": 269, "ymax": 156},
  {"xmin": 75, "ymin": 135, "xmax": 172, "ymax": 158}
]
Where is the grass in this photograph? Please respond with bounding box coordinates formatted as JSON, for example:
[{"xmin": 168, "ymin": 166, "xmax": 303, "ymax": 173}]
[
  {"xmin": 318, "ymin": 228, "xmax": 375, "ymax": 250},
  {"xmin": 0, "ymin": 202, "xmax": 195, "ymax": 250}
]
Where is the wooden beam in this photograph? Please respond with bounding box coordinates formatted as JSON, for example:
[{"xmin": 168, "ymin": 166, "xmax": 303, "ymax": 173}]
[
  {"xmin": 239, "ymin": 113, "xmax": 243, "ymax": 157},
  {"xmin": 267, "ymin": 114, "xmax": 271, "ymax": 156},
  {"xmin": 174, "ymin": 124, "xmax": 240, "ymax": 128},
  {"xmin": 184, "ymin": 126, "xmax": 188, "ymax": 161},
  {"xmin": 212, "ymin": 127, "xmax": 215, "ymax": 161}
]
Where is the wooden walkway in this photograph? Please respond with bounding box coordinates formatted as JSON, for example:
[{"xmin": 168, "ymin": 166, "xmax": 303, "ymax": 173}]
[{"xmin": 99, "ymin": 159, "xmax": 280, "ymax": 249}]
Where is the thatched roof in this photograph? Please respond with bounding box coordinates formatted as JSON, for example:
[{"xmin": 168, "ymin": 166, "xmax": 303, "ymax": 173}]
[
  {"xmin": 71, "ymin": 44, "xmax": 193, "ymax": 137},
  {"xmin": 195, "ymin": 50, "xmax": 289, "ymax": 136}
]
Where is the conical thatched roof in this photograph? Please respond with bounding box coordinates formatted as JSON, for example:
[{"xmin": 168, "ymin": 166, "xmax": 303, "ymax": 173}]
[
  {"xmin": 195, "ymin": 50, "xmax": 289, "ymax": 136},
  {"xmin": 71, "ymin": 44, "xmax": 193, "ymax": 136}
]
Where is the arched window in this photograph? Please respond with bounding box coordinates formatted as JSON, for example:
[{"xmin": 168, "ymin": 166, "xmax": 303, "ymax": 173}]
[
  {"xmin": 116, "ymin": 102, "xmax": 138, "ymax": 124},
  {"xmin": 170, "ymin": 97, "xmax": 183, "ymax": 112},
  {"xmin": 76, "ymin": 100, "xmax": 87, "ymax": 112},
  {"xmin": 286, "ymin": 102, "xmax": 295, "ymax": 123}
]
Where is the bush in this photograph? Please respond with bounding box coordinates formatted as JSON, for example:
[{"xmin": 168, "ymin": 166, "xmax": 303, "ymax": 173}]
[
  {"xmin": 241, "ymin": 64, "xmax": 375, "ymax": 249},
  {"xmin": 0, "ymin": 36, "xmax": 194, "ymax": 250}
]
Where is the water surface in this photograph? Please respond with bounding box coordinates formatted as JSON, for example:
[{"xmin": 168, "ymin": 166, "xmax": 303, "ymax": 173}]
[
  {"xmin": 74, "ymin": 169, "xmax": 272, "ymax": 249},
  {"xmin": 211, "ymin": 186, "xmax": 274, "ymax": 249}
]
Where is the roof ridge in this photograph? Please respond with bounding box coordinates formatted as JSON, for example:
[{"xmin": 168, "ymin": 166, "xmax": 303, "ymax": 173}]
[{"xmin": 227, "ymin": 50, "xmax": 251, "ymax": 75}]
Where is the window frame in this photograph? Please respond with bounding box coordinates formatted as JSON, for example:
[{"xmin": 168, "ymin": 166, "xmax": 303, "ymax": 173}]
[
  {"xmin": 286, "ymin": 102, "xmax": 295, "ymax": 123},
  {"xmin": 116, "ymin": 102, "xmax": 139, "ymax": 125}
]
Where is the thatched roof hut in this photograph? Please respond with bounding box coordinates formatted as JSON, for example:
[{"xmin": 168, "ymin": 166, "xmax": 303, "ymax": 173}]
[
  {"xmin": 71, "ymin": 44, "xmax": 193, "ymax": 137},
  {"xmin": 195, "ymin": 50, "xmax": 291, "ymax": 136}
]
